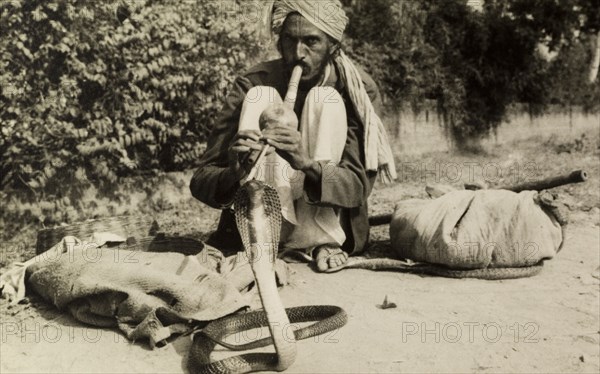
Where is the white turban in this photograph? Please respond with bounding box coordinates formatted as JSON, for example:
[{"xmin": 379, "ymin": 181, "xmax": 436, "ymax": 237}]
[{"xmin": 258, "ymin": 0, "xmax": 397, "ymax": 183}]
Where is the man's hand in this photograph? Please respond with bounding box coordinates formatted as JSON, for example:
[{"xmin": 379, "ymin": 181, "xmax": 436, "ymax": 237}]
[
  {"xmin": 262, "ymin": 124, "xmax": 312, "ymax": 171},
  {"xmin": 258, "ymin": 104, "xmax": 310, "ymax": 171},
  {"xmin": 227, "ymin": 129, "xmax": 273, "ymax": 181}
]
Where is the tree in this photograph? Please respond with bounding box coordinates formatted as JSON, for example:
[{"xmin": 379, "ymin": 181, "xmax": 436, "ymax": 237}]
[
  {"xmin": 345, "ymin": 0, "xmax": 599, "ymax": 146},
  {"xmin": 499, "ymin": 0, "xmax": 600, "ymax": 83},
  {"xmin": 501, "ymin": 0, "xmax": 600, "ymax": 109}
]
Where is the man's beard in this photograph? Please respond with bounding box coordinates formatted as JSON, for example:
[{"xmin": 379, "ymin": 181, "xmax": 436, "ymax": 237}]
[{"xmin": 297, "ymin": 56, "xmax": 332, "ymax": 88}]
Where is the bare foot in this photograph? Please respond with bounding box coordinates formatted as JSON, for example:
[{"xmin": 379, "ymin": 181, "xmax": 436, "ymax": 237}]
[{"xmin": 314, "ymin": 245, "xmax": 349, "ymax": 272}]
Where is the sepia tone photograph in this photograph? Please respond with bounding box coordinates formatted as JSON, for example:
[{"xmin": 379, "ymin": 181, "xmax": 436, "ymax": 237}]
[{"xmin": 1, "ymin": 0, "xmax": 599, "ymax": 373}]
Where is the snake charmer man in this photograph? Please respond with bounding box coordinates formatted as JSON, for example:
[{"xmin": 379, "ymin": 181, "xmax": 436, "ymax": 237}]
[{"xmin": 190, "ymin": 0, "xmax": 396, "ymax": 272}]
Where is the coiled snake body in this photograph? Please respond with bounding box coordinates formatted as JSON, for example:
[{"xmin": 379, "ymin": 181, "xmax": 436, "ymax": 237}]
[{"xmin": 190, "ymin": 181, "xmax": 348, "ymax": 374}]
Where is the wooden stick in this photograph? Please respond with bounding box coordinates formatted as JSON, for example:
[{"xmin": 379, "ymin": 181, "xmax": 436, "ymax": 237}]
[
  {"xmin": 497, "ymin": 169, "xmax": 587, "ymax": 192},
  {"xmin": 368, "ymin": 169, "xmax": 589, "ymax": 226}
]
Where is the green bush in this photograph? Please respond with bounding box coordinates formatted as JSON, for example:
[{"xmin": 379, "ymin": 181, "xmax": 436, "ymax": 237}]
[{"xmin": 0, "ymin": 0, "xmax": 260, "ymax": 230}]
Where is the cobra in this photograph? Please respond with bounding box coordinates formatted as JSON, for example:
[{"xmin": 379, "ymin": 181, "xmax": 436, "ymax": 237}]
[
  {"xmin": 190, "ymin": 181, "xmax": 348, "ymax": 373},
  {"xmin": 190, "ymin": 65, "xmax": 348, "ymax": 373}
]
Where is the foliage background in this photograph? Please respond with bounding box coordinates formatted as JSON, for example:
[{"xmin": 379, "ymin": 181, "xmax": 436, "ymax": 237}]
[
  {"xmin": 343, "ymin": 0, "xmax": 600, "ymax": 143},
  {"xmin": 0, "ymin": 0, "xmax": 261, "ymax": 235},
  {"xmin": 1, "ymin": 0, "xmax": 599, "ymax": 238}
]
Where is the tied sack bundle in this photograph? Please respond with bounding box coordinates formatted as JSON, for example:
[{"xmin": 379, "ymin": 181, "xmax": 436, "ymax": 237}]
[{"xmin": 390, "ymin": 190, "xmax": 563, "ymax": 269}]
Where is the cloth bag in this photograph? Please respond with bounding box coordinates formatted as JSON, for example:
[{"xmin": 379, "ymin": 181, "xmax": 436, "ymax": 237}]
[
  {"xmin": 1, "ymin": 234, "xmax": 288, "ymax": 348},
  {"xmin": 390, "ymin": 190, "xmax": 563, "ymax": 268}
]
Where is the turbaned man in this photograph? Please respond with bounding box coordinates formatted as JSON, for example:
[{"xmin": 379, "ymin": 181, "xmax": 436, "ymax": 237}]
[{"xmin": 190, "ymin": 0, "xmax": 396, "ymax": 272}]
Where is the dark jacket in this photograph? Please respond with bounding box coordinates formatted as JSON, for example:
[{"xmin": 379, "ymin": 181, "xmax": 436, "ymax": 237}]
[{"xmin": 190, "ymin": 58, "xmax": 382, "ymax": 255}]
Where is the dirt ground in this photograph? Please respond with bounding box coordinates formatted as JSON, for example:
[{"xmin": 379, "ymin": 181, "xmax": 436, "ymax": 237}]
[{"xmin": 1, "ymin": 127, "xmax": 599, "ymax": 373}]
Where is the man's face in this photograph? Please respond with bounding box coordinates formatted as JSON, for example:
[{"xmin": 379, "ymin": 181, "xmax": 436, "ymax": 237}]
[{"xmin": 279, "ymin": 13, "xmax": 334, "ymax": 83}]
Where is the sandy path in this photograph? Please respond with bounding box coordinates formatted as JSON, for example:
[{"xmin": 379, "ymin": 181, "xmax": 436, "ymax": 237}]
[{"xmin": 1, "ymin": 217, "xmax": 598, "ymax": 373}]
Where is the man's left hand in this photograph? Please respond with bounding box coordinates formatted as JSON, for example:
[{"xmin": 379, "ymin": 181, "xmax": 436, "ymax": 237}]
[{"xmin": 261, "ymin": 124, "xmax": 311, "ymax": 171}]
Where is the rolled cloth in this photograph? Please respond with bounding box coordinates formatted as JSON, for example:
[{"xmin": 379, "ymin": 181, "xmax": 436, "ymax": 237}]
[{"xmin": 258, "ymin": 0, "xmax": 397, "ymax": 183}]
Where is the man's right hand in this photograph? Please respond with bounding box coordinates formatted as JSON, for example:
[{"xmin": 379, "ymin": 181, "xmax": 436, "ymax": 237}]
[{"xmin": 227, "ymin": 129, "xmax": 273, "ymax": 181}]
